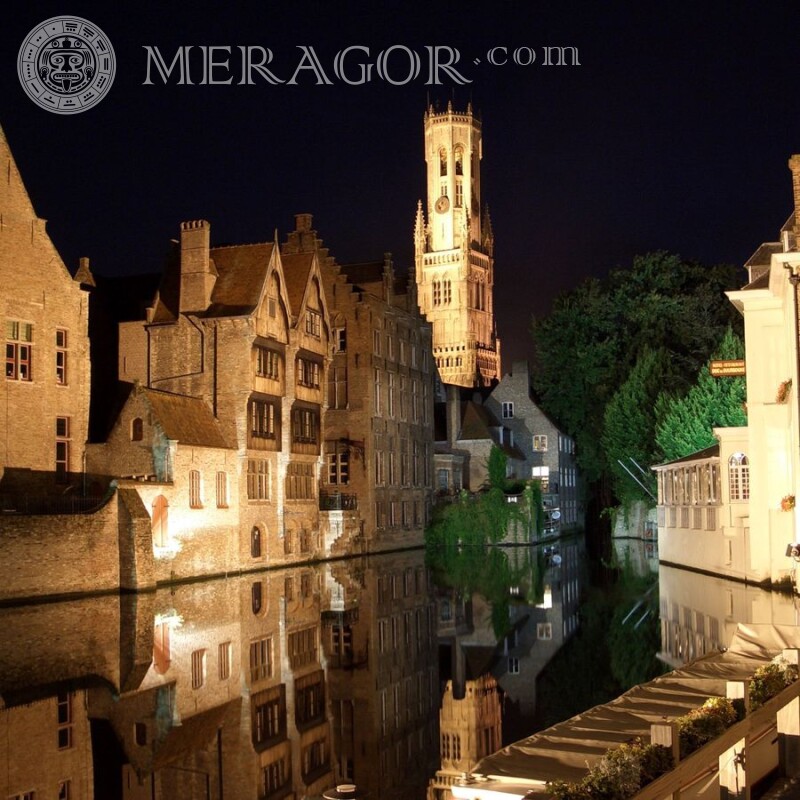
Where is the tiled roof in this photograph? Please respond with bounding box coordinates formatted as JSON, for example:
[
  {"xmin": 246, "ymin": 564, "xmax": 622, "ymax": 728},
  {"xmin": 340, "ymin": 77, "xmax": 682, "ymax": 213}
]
[
  {"xmin": 744, "ymin": 242, "xmax": 781, "ymax": 269},
  {"xmin": 206, "ymin": 242, "xmax": 273, "ymax": 316},
  {"xmin": 144, "ymin": 389, "xmax": 232, "ymax": 449},
  {"xmin": 282, "ymin": 251, "xmax": 315, "ymax": 314},
  {"xmin": 459, "ymin": 401, "xmax": 499, "ymax": 441}
]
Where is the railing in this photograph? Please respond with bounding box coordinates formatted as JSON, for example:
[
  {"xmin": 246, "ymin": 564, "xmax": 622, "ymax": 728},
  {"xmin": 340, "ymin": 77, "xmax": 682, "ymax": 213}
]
[
  {"xmin": 0, "ymin": 493, "xmax": 107, "ymax": 515},
  {"xmin": 319, "ymin": 491, "xmax": 358, "ymax": 511}
]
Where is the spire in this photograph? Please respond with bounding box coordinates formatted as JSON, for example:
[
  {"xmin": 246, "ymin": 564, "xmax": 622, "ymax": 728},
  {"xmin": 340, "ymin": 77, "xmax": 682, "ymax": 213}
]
[
  {"xmin": 482, "ymin": 204, "xmax": 495, "ymax": 258},
  {"xmin": 414, "ymin": 199, "xmax": 426, "ymax": 254}
]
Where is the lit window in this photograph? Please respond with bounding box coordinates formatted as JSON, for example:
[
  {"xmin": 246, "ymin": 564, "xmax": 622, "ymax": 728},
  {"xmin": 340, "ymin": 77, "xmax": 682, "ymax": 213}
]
[
  {"xmin": 305, "ymin": 308, "xmax": 322, "ymax": 338},
  {"xmin": 189, "ymin": 469, "xmax": 202, "ymax": 508},
  {"xmin": 531, "ymin": 466, "xmax": 549, "ymax": 492},
  {"xmin": 6, "ymin": 320, "xmax": 33, "ymax": 381},
  {"xmin": 56, "ymin": 416, "xmax": 70, "ymax": 482},
  {"xmin": 247, "ymin": 459, "xmax": 270, "ymax": 501},
  {"xmin": 297, "ymin": 358, "xmax": 321, "ymax": 388},
  {"xmin": 502, "ymin": 402, "xmax": 514, "ymax": 419},
  {"xmin": 533, "ymin": 435, "xmax": 548, "ymax": 452},
  {"xmin": 56, "ymin": 328, "xmax": 68, "ymax": 385},
  {"xmin": 191, "ymin": 649, "xmax": 206, "ymax": 689},
  {"xmin": 728, "ymin": 452, "xmax": 750, "ymax": 501},
  {"xmin": 255, "ymin": 347, "xmax": 280, "ymax": 379},
  {"xmin": 250, "ymin": 637, "xmax": 273, "ymax": 682}
]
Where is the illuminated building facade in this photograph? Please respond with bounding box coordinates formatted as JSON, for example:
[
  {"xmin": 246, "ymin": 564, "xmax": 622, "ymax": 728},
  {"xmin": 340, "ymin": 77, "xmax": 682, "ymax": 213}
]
[{"xmin": 414, "ymin": 103, "xmax": 500, "ymax": 388}]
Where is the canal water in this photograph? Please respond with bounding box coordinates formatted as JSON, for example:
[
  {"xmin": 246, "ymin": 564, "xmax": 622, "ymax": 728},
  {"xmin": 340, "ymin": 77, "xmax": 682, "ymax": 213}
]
[{"xmin": 5, "ymin": 536, "xmax": 787, "ymax": 800}]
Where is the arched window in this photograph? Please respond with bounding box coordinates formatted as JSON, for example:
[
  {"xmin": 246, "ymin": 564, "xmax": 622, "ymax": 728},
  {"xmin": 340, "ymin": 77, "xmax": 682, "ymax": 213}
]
[
  {"xmin": 439, "ymin": 147, "xmax": 447, "ymax": 176},
  {"xmin": 152, "ymin": 495, "xmax": 168, "ymax": 547},
  {"xmin": 728, "ymin": 453, "xmax": 750, "ymax": 501},
  {"xmin": 252, "ymin": 581, "xmax": 263, "ymax": 615},
  {"xmin": 454, "ymin": 146, "xmax": 464, "ymax": 175},
  {"xmin": 251, "ymin": 526, "xmax": 262, "ymax": 558},
  {"xmin": 131, "ymin": 417, "xmax": 143, "ymax": 441}
]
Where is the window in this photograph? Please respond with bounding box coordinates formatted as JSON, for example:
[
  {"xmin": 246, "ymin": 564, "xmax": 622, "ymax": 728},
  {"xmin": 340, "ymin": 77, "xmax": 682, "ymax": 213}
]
[
  {"xmin": 297, "ymin": 357, "xmax": 320, "ymax": 388},
  {"xmin": 249, "ymin": 637, "xmax": 273, "ymax": 682},
  {"xmin": 56, "ymin": 416, "xmax": 70, "ymax": 481},
  {"xmin": 533, "ymin": 435, "xmax": 548, "ymax": 452},
  {"xmin": 729, "ymin": 452, "xmax": 750, "ymax": 501},
  {"xmin": 255, "ymin": 347, "xmax": 280, "ymax": 379},
  {"xmin": 333, "ymin": 327, "xmax": 346, "ymax": 352},
  {"xmin": 57, "ymin": 691, "xmax": 73, "ymax": 749},
  {"xmin": 218, "ymin": 641, "xmax": 231, "ymax": 680},
  {"xmin": 56, "ymin": 328, "xmax": 68, "ymax": 384},
  {"xmin": 439, "ymin": 147, "xmax": 447, "ymax": 176},
  {"xmin": 531, "ymin": 466, "xmax": 549, "ymax": 492},
  {"xmin": 285, "ymin": 461, "xmax": 314, "ymax": 499},
  {"xmin": 252, "ymin": 581, "xmax": 264, "ymax": 614},
  {"xmin": 262, "ymin": 757, "xmax": 290, "ymax": 797},
  {"xmin": 253, "ymin": 685, "xmax": 286, "ymax": 749},
  {"xmin": 216, "ymin": 471, "xmax": 228, "ymax": 508},
  {"xmin": 191, "ymin": 649, "xmax": 206, "ymax": 688},
  {"xmin": 6, "ymin": 319, "xmax": 32, "ymax": 380},
  {"xmin": 455, "ymin": 180, "xmax": 463, "ymax": 208},
  {"xmin": 443, "ymin": 279, "xmax": 452, "ymax": 305},
  {"xmin": 537, "ymin": 622, "xmax": 553, "ymax": 640},
  {"xmin": 284, "ymin": 576, "xmax": 294, "ymax": 601},
  {"xmin": 249, "ymin": 398, "xmax": 276, "ymax": 439},
  {"xmin": 288, "ymin": 626, "xmax": 317, "ymax": 668},
  {"xmin": 152, "ymin": 495, "xmax": 169, "ymax": 547},
  {"xmin": 251, "ymin": 526, "xmax": 262, "ymax": 557},
  {"xmin": 332, "ymin": 624, "xmax": 352, "ymax": 656},
  {"xmin": 58, "ymin": 781, "xmax": 71, "ymax": 800},
  {"xmin": 189, "ymin": 469, "xmax": 202, "ymax": 508},
  {"xmin": 131, "ymin": 417, "xmax": 143, "ymax": 441},
  {"xmin": 373, "ymin": 329, "xmax": 382, "ymax": 355},
  {"xmin": 328, "ymin": 365, "xmax": 347, "ymax": 409},
  {"xmin": 302, "ymin": 739, "xmax": 328, "ymax": 780},
  {"xmin": 292, "ymin": 407, "xmax": 318, "ymax": 443},
  {"xmin": 437, "ymin": 469, "xmax": 449, "ymax": 492},
  {"xmin": 295, "ymin": 670, "xmax": 325, "ymax": 728},
  {"xmin": 134, "ymin": 722, "xmax": 147, "ymax": 746},
  {"xmin": 305, "ymin": 309, "xmax": 322, "ymax": 338},
  {"xmin": 502, "ymin": 402, "xmax": 514, "ymax": 419},
  {"xmin": 373, "ymin": 369, "xmax": 382, "ymax": 413},
  {"xmin": 247, "ymin": 459, "xmax": 270, "ymax": 501},
  {"xmin": 153, "ymin": 619, "xmax": 171, "ymax": 673},
  {"xmin": 300, "ymin": 572, "xmax": 312, "ymax": 598},
  {"xmin": 454, "ymin": 145, "xmax": 463, "ymax": 175},
  {"xmin": 508, "ymin": 657, "xmax": 520, "ymax": 675},
  {"xmin": 326, "ymin": 448, "xmax": 349, "ymax": 484},
  {"xmin": 432, "ymin": 280, "xmax": 441, "ymax": 306},
  {"xmin": 387, "ymin": 372, "xmax": 395, "ymax": 417}
]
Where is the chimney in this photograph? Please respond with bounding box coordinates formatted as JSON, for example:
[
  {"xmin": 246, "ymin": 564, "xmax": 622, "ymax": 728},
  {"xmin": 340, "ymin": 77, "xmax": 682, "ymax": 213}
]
[
  {"xmin": 447, "ymin": 384, "xmax": 461, "ymax": 446},
  {"xmin": 295, "ymin": 213, "xmax": 313, "ymax": 232},
  {"xmin": 179, "ymin": 220, "xmax": 214, "ymax": 313}
]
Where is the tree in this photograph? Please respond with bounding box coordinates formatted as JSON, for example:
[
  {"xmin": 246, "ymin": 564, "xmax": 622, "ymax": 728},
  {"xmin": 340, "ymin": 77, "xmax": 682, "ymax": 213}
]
[
  {"xmin": 602, "ymin": 348, "xmax": 672, "ymax": 504},
  {"xmin": 532, "ymin": 252, "xmax": 743, "ymax": 489},
  {"xmin": 655, "ymin": 328, "xmax": 747, "ymax": 462}
]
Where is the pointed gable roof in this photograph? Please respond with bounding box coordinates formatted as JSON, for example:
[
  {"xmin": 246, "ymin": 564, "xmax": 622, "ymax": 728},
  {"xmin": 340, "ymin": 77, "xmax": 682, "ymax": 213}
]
[
  {"xmin": 282, "ymin": 251, "xmax": 316, "ymax": 315},
  {"xmin": 0, "ymin": 124, "xmax": 37, "ymax": 223},
  {"xmin": 206, "ymin": 242, "xmax": 275, "ymax": 317}
]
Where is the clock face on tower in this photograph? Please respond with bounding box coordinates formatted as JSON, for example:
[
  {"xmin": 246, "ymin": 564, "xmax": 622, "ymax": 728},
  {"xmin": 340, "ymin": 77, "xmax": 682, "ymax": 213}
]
[{"xmin": 435, "ymin": 195, "xmax": 450, "ymax": 213}]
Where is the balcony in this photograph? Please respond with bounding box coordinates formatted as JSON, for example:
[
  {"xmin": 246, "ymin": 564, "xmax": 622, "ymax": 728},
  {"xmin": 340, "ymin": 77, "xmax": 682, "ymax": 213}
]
[{"xmin": 319, "ymin": 491, "xmax": 358, "ymax": 511}]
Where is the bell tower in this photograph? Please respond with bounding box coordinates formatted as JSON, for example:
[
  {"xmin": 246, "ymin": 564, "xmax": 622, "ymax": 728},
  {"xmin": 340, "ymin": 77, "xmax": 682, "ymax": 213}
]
[{"xmin": 414, "ymin": 102, "xmax": 500, "ymax": 388}]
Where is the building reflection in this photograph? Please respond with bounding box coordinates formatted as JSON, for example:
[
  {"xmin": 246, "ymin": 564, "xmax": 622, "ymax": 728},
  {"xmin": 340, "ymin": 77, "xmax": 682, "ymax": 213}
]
[
  {"xmin": 0, "ymin": 551, "xmax": 439, "ymax": 800},
  {"xmin": 657, "ymin": 563, "xmax": 800, "ymax": 668}
]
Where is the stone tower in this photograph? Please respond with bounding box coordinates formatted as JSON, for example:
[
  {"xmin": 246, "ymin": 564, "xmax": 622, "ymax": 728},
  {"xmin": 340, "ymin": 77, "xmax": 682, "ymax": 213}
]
[{"xmin": 414, "ymin": 102, "xmax": 500, "ymax": 388}]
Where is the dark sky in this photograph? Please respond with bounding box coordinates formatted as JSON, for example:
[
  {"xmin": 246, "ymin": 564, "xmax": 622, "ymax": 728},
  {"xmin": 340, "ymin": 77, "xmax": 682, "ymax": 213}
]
[{"xmin": 3, "ymin": 1, "xmax": 799, "ymax": 366}]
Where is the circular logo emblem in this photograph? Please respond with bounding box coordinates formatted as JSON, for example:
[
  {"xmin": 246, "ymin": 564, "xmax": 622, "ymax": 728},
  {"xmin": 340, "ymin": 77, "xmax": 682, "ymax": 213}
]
[{"xmin": 18, "ymin": 16, "xmax": 115, "ymax": 114}]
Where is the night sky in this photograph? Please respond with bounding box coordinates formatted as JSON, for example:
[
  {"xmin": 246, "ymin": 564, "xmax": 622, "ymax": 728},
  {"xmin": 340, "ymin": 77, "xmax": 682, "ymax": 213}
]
[{"xmin": 3, "ymin": 2, "xmax": 799, "ymax": 366}]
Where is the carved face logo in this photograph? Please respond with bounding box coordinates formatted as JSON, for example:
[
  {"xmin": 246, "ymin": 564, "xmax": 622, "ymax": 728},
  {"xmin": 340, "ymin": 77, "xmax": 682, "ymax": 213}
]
[
  {"xmin": 39, "ymin": 37, "xmax": 96, "ymax": 94},
  {"xmin": 18, "ymin": 16, "xmax": 115, "ymax": 114}
]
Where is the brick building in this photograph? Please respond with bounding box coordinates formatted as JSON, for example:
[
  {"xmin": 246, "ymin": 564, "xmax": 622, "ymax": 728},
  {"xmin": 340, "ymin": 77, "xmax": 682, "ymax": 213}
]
[
  {"xmin": 0, "ymin": 124, "xmax": 90, "ymax": 492},
  {"xmin": 282, "ymin": 214, "xmax": 435, "ymax": 552},
  {"xmin": 114, "ymin": 219, "xmax": 331, "ymax": 571}
]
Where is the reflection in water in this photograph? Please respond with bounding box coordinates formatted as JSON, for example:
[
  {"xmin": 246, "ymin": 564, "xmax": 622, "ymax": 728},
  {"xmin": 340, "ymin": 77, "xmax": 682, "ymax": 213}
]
[
  {"xmin": 0, "ymin": 551, "xmax": 439, "ymax": 800},
  {"xmin": 0, "ymin": 542, "xmax": 586, "ymax": 800},
  {"xmin": 658, "ymin": 563, "xmax": 800, "ymax": 668}
]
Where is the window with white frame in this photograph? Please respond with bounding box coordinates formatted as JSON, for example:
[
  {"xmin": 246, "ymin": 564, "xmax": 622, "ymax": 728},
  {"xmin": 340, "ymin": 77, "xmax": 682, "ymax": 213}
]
[
  {"xmin": 531, "ymin": 466, "xmax": 549, "ymax": 492},
  {"xmin": 508, "ymin": 657, "xmax": 520, "ymax": 675},
  {"xmin": 537, "ymin": 622, "xmax": 553, "ymax": 640},
  {"xmin": 189, "ymin": 469, "xmax": 202, "ymax": 508},
  {"xmin": 216, "ymin": 471, "xmax": 228, "ymax": 508},
  {"xmin": 56, "ymin": 416, "xmax": 70, "ymax": 481},
  {"xmin": 728, "ymin": 453, "xmax": 750, "ymax": 501},
  {"xmin": 56, "ymin": 328, "xmax": 68, "ymax": 385},
  {"xmin": 502, "ymin": 401, "xmax": 513, "ymax": 419},
  {"xmin": 533, "ymin": 434, "xmax": 548, "ymax": 452},
  {"xmin": 6, "ymin": 320, "xmax": 33, "ymax": 381}
]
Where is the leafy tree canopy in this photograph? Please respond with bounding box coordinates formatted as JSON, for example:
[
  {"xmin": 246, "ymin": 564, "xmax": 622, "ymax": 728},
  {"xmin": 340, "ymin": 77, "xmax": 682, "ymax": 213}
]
[
  {"xmin": 531, "ymin": 252, "xmax": 743, "ymax": 485},
  {"xmin": 655, "ymin": 328, "xmax": 747, "ymax": 462}
]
